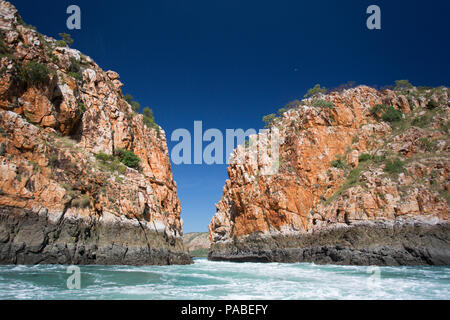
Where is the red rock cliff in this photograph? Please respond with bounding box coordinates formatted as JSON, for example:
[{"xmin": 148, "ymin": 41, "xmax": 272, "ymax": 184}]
[
  {"xmin": 0, "ymin": 1, "xmax": 191, "ymax": 265},
  {"xmin": 209, "ymin": 85, "xmax": 449, "ymax": 265}
]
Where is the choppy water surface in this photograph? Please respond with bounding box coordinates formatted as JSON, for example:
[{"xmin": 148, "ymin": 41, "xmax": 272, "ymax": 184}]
[{"xmin": 0, "ymin": 259, "xmax": 448, "ymax": 300}]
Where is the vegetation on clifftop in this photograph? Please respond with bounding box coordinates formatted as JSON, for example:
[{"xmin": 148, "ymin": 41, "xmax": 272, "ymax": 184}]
[
  {"xmin": 124, "ymin": 94, "xmax": 160, "ymax": 133},
  {"xmin": 324, "ymin": 83, "xmax": 448, "ymax": 207}
]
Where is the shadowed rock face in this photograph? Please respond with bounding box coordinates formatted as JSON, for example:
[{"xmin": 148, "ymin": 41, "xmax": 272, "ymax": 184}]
[
  {"xmin": 0, "ymin": 1, "xmax": 191, "ymax": 265},
  {"xmin": 209, "ymin": 220, "xmax": 450, "ymax": 266},
  {"xmin": 209, "ymin": 86, "xmax": 449, "ymax": 266},
  {"xmin": 0, "ymin": 207, "xmax": 191, "ymax": 265}
]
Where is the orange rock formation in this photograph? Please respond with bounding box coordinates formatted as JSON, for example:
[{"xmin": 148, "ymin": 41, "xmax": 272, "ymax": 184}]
[
  {"xmin": 0, "ymin": 1, "xmax": 191, "ymax": 265},
  {"xmin": 209, "ymin": 85, "xmax": 449, "ymax": 265}
]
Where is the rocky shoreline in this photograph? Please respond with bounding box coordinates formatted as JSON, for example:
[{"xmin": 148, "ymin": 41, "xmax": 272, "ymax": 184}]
[
  {"xmin": 209, "ymin": 220, "xmax": 450, "ymax": 266},
  {"xmin": 0, "ymin": 206, "xmax": 191, "ymax": 265}
]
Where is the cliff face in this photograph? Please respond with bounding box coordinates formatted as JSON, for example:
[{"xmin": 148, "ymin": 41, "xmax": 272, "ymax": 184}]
[
  {"xmin": 0, "ymin": 1, "xmax": 191, "ymax": 265},
  {"xmin": 183, "ymin": 232, "xmax": 210, "ymax": 257},
  {"xmin": 209, "ymin": 85, "xmax": 449, "ymax": 265}
]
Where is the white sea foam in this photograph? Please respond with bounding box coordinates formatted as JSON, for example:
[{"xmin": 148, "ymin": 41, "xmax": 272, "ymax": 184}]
[{"xmin": 0, "ymin": 259, "xmax": 448, "ymax": 300}]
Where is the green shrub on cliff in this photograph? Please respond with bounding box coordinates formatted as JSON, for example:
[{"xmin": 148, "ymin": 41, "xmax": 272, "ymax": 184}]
[
  {"xmin": 78, "ymin": 102, "xmax": 86, "ymax": 113},
  {"xmin": 0, "ymin": 34, "xmax": 7, "ymax": 56},
  {"xmin": 47, "ymin": 154, "xmax": 59, "ymax": 167},
  {"xmin": 95, "ymin": 152, "xmax": 114, "ymax": 162},
  {"xmin": 427, "ymin": 100, "xmax": 439, "ymax": 109},
  {"xmin": 381, "ymin": 106, "xmax": 403, "ymax": 123},
  {"xmin": 346, "ymin": 168, "xmax": 361, "ymax": 186},
  {"xmin": 124, "ymin": 94, "xmax": 141, "ymax": 112},
  {"xmin": 331, "ymin": 160, "xmax": 346, "ymax": 169},
  {"xmin": 0, "ymin": 143, "xmax": 5, "ymax": 156},
  {"xmin": 373, "ymin": 154, "xmax": 386, "ymax": 163},
  {"xmin": 358, "ymin": 153, "xmax": 372, "ymax": 162},
  {"xmin": 384, "ymin": 159, "xmax": 405, "ymax": 175},
  {"xmin": 325, "ymin": 163, "xmax": 366, "ymax": 205},
  {"xmin": 124, "ymin": 95, "xmax": 160, "ymax": 133},
  {"xmin": 331, "ymin": 155, "xmax": 347, "ymax": 169},
  {"xmin": 369, "ymin": 104, "xmax": 388, "ymax": 117},
  {"xmin": 115, "ymin": 148, "xmax": 141, "ymax": 170},
  {"xmin": 143, "ymin": 107, "xmax": 159, "ymax": 132},
  {"xmin": 19, "ymin": 61, "xmax": 50, "ymax": 86},
  {"xmin": 304, "ymin": 84, "xmax": 327, "ymax": 98},
  {"xmin": 95, "ymin": 152, "xmax": 127, "ymax": 174},
  {"xmin": 312, "ymin": 99, "xmax": 334, "ymax": 109},
  {"xmin": 68, "ymin": 57, "xmax": 82, "ymax": 81},
  {"xmin": 370, "ymin": 104, "xmax": 403, "ymax": 123},
  {"xmin": 131, "ymin": 101, "xmax": 141, "ymax": 113},
  {"xmin": 394, "ymin": 80, "xmax": 413, "ymax": 91},
  {"xmin": 262, "ymin": 113, "xmax": 276, "ymax": 128},
  {"xmin": 55, "ymin": 40, "xmax": 67, "ymax": 47},
  {"xmin": 277, "ymin": 107, "xmax": 287, "ymax": 116},
  {"xmin": 58, "ymin": 33, "xmax": 74, "ymax": 47},
  {"xmin": 123, "ymin": 95, "xmax": 161, "ymax": 137},
  {"xmin": 124, "ymin": 94, "xmax": 133, "ymax": 103}
]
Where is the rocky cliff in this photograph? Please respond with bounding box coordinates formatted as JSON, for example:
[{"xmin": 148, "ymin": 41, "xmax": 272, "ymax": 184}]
[
  {"xmin": 209, "ymin": 84, "xmax": 449, "ymax": 265},
  {"xmin": 183, "ymin": 232, "xmax": 210, "ymax": 257},
  {"xmin": 0, "ymin": 1, "xmax": 191, "ymax": 265}
]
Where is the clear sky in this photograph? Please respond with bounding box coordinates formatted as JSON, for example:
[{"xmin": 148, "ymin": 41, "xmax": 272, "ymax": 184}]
[{"xmin": 11, "ymin": 0, "xmax": 450, "ymax": 232}]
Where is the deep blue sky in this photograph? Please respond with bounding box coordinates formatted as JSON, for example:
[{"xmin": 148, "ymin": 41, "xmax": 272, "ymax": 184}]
[{"xmin": 11, "ymin": 0, "xmax": 450, "ymax": 232}]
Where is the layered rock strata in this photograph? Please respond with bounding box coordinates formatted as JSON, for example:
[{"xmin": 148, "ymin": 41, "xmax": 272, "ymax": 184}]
[
  {"xmin": 209, "ymin": 85, "xmax": 449, "ymax": 266},
  {"xmin": 0, "ymin": 1, "xmax": 191, "ymax": 265}
]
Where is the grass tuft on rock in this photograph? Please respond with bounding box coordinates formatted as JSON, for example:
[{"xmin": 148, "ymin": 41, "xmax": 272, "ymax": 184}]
[
  {"xmin": 312, "ymin": 99, "xmax": 334, "ymax": 109},
  {"xmin": 384, "ymin": 159, "xmax": 405, "ymax": 175},
  {"xmin": 72, "ymin": 195, "xmax": 90, "ymax": 208}
]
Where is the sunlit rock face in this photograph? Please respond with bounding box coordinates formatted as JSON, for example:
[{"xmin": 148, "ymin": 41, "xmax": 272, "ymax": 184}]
[
  {"xmin": 209, "ymin": 85, "xmax": 450, "ymax": 266},
  {"xmin": 0, "ymin": 1, "xmax": 191, "ymax": 265}
]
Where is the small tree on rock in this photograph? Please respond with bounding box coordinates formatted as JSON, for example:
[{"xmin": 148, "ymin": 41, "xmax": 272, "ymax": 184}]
[
  {"xmin": 394, "ymin": 80, "xmax": 413, "ymax": 91},
  {"xmin": 304, "ymin": 84, "xmax": 327, "ymax": 98},
  {"xmin": 58, "ymin": 33, "xmax": 74, "ymax": 47},
  {"xmin": 262, "ymin": 113, "xmax": 276, "ymax": 128}
]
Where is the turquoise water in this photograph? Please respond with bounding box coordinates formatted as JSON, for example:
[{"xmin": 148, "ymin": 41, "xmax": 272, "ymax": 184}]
[{"xmin": 0, "ymin": 259, "xmax": 449, "ymax": 300}]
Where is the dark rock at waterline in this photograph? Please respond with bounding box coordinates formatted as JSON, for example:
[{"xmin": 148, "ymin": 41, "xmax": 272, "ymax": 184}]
[
  {"xmin": 208, "ymin": 221, "xmax": 450, "ymax": 266},
  {"xmin": 0, "ymin": 207, "xmax": 192, "ymax": 266}
]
